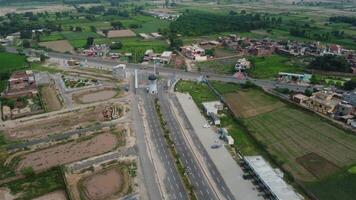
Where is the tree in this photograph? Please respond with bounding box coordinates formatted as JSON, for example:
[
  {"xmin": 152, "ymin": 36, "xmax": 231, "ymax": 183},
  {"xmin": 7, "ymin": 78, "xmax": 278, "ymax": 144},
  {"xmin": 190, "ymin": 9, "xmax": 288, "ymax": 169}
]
[
  {"xmin": 21, "ymin": 167, "xmax": 35, "ymax": 177},
  {"xmin": 343, "ymin": 79, "xmax": 356, "ymax": 91},
  {"xmin": 20, "ymin": 30, "xmax": 32, "ymax": 39},
  {"xmin": 0, "ymin": 44, "xmax": 5, "ymax": 52},
  {"xmin": 90, "ymin": 26, "xmax": 97, "ymax": 33},
  {"xmin": 111, "ymin": 21, "xmax": 123, "ymax": 30},
  {"xmin": 102, "ymin": 29, "xmax": 109, "ymax": 37},
  {"xmin": 304, "ymin": 88, "xmax": 313, "ymax": 96},
  {"xmin": 22, "ymin": 39, "xmax": 31, "ymax": 48},
  {"xmin": 86, "ymin": 37, "xmax": 94, "ymax": 48},
  {"xmin": 309, "ymin": 55, "xmax": 350, "ymax": 73}
]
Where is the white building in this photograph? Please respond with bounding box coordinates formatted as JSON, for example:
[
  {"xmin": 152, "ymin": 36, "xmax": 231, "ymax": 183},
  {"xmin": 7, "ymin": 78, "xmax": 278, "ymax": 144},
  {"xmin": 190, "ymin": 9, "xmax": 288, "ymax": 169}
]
[
  {"xmin": 202, "ymin": 101, "xmax": 223, "ymax": 115},
  {"xmin": 226, "ymin": 135, "xmax": 234, "ymax": 145},
  {"xmin": 235, "ymin": 58, "xmax": 251, "ymax": 71},
  {"xmin": 160, "ymin": 51, "xmax": 173, "ymax": 64},
  {"xmin": 243, "ymin": 156, "xmax": 304, "ymax": 200},
  {"xmin": 210, "ymin": 113, "xmax": 220, "ymax": 125}
]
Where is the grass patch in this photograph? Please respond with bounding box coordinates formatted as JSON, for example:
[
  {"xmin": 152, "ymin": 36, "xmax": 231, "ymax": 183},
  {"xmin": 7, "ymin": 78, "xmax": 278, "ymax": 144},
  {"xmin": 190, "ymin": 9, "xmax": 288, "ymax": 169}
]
[
  {"xmin": 305, "ymin": 168, "xmax": 356, "ymax": 200},
  {"xmin": 248, "ymin": 55, "xmax": 304, "ymax": 79},
  {"xmin": 3, "ymin": 167, "xmax": 65, "ymax": 200},
  {"xmin": 0, "ymin": 52, "xmax": 27, "ymax": 92},
  {"xmin": 196, "ymin": 58, "xmax": 237, "ymax": 75}
]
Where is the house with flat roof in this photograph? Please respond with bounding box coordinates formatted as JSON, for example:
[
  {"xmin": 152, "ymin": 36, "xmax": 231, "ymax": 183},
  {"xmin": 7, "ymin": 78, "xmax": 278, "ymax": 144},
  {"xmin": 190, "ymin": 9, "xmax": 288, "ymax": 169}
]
[
  {"xmin": 1, "ymin": 71, "xmax": 38, "ymax": 99},
  {"xmin": 202, "ymin": 101, "xmax": 223, "ymax": 115},
  {"xmin": 305, "ymin": 91, "xmax": 341, "ymax": 115}
]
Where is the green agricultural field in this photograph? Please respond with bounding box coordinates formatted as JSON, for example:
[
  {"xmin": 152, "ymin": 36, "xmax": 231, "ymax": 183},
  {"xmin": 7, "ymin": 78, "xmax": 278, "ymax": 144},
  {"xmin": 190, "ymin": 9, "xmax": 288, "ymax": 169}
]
[
  {"xmin": 196, "ymin": 57, "xmax": 237, "ymax": 75},
  {"xmin": 40, "ymin": 32, "xmax": 65, "ymax": 42},
  {"xmin": 128, "ymin": 15, "xmax": 170, "ymax": 33},
  {"xmin": 0, "ymin": 52, "xmax": 27, "ymax": 92},
  {"xmin": 61, "ymin": 31, "xmax": 103, "ymax": 41},
  {"xmin": 248, "ymin": 55, "xmax": 304, "ymax": 79}
]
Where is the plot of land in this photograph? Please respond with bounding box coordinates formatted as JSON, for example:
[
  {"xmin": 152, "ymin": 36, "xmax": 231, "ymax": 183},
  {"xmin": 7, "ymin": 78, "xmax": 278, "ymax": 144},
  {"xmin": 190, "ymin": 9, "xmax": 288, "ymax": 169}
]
[
  {"xmin": 17, "ymin": 133, "xmax": 117, "ymax": 171},
  {"xmin": 104, "ymin": 29, "xmax": 136, "ymax": 38},
  {"xmin": 224, "ymin": 89, "xmax": 284, "ymax": 118},
  {"xmin": 245, "ymin": 106, "xmax": 356, "ymax": 181},
  {"xmin": 81, "ymin": 168, "xmax": 125, "ymax": 200},
  {"xmin": 74, "ymin": 89, "xmax": 118, "ymax": 104},
  {"xmin": 40, "ymin": 85, "xmax": 62, "ymax": 111},
  {"xmin": 296, "ymin": 153, "xmax": 340, "ymax": 180},
  {"xmin": 39, "ymin": 40, "xmax": 74, "ymax": 53},
  {"xmin": 32, "ymin": 190, "xmax": 67, "ymax": 200},
  {"xmin": 5, "ymin": 105, "xmax": 107, "ymax": 140}
]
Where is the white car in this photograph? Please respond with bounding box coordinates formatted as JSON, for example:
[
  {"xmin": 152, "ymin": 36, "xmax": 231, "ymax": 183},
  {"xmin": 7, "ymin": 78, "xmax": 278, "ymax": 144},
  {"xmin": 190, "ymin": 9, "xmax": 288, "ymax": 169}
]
[{"xmin": 203, "ymin": 123, "xmax": 210, "ymax": 128}]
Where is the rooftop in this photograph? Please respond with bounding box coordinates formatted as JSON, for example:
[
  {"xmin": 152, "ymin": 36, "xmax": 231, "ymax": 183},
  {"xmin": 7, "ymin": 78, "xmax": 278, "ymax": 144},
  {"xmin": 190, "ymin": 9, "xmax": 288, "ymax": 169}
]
[{"xmin": 244, "ymin": 156, "xmax": 303, "ymax": 200}]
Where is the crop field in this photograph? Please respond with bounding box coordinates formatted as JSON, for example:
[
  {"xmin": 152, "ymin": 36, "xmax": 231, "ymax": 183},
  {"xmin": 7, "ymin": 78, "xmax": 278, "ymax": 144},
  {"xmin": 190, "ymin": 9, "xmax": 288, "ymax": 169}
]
[
  {"xmin": 16, "ymin": 133, "xmax": 118, "ymax": 172},
  {"xmin": 0, "ymin": 52, "xmax": 27, "ymax": 92},
  {"xmin": 248, "ymin": 55, "xmax": 304, "ymax": 79},
  {"xmin": 39, "ymin": 40, "xmax": 74, "ymax": 53},
  {"xmin": 224, "ymin": 89, "xmax": 284, "ymax": 118},
  {"xmin": 105, "ymin": 29, "xmax": 136, "ymax": 38}
]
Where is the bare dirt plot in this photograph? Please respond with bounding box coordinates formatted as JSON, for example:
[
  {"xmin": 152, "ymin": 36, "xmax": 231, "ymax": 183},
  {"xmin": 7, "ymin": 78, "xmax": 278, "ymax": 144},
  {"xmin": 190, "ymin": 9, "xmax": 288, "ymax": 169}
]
[
  {"xmin": 104, "ymin": 30, "xmax": 136, "ymax": 38},
  {"xmin": 0, "ymin": 5, "xmax": 74, "ymax": 16},
  {"xmin": 32, "ymin": 190, "xmax": 67, "ymax": 200},
  {"xmin": 245, "ymin": 106, "xmax": 356, "ymax": 181},
  {"xmin": 41, "ymin": 85, "xmax": 62, "ymax": 112},
  {"xmin": 296, "ymin": 153, "xmax": 340, "ymax": 180},
  {"xmin": 73, "ymin": 89, "xmax": 118, "ymax": 104},
  {"xmin": 224, "ymin": 90, "xmax": 284, "ymax": 118},
  {"xmin": 5, "ymin": 105, "xmax": 107, "ymax": 140},
  {"xmin": 39, "ymin": 40, "xmax": 74, "ymax": 53},
  {"xmin": 16, "ymin": 133, "xmax": 118, "ymax": 172},
  {"xmin": 81, "ymin": 168, "xmax": 125, "ymax": 200}
]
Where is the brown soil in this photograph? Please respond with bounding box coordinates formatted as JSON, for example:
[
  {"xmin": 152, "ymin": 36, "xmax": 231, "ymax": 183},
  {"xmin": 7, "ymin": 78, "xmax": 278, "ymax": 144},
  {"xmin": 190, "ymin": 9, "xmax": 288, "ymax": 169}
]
[
  {"xmin": 75, "ymin": 90, "xmax": 118, "ymax": 104},
  {"xmin": 101, "ymin": 30, "xmax": 136, "ymax": 38},
  {"xmin": 82, "ymin": 168, "xmax": 123, "ymax": 200},
  {"xmin": 224, "ymin": 91, "xmax": 284, "ymax": 118},
  {"xmin": 39, "ymin": 40, "xmax": 74, "ymax": 53},
  {"xmin": 5, "ymin": 105, "xmax": 106, "ymax": 140},
  {"xmin": 17, "ymin": 133, "xmax": 117, "ymax": 171},
  {"xmin": 41, "ymin": 85, "xmax": 62, "ymax": 111},
  {"xmin": 296, "ymin": 152, "xmax": 340, "ymax": 180},
  {"xmin": 32, "ymin": 190, "xmax": 67, "ymax": 200}
]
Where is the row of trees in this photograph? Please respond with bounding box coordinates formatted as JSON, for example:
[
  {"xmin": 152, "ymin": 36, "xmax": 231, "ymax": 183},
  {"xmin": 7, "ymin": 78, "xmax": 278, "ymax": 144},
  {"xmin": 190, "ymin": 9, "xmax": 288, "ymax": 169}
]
[
  {"xmin": 329, "ymin": 16, "xmax": 356, "ymax": 26},
  {"xmin": 309, "ymin": 54, "xmax": 351, "ymax": 73}
]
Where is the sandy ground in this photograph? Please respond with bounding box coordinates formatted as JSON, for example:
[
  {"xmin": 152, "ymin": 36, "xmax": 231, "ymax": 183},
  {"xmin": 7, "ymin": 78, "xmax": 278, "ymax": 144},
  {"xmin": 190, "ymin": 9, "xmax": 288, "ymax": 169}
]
[
  {"xmin": 0, "ymin": 5, "xmax": 74, "ymax": 16},
  {"xmin": 41, "ymin": 85, "xmax": 62, "ymax": 111},
  {"xmin": 5, "ymin": 105, "xmax": 106, "ymax": 140},
  {"xmin": 82, "ymin": 168, "xmax": 123, "ymax": 200},
  {"xmin": 103, "ymin": 30, "xmax": 136, "ymax": 38},
  {"xmin": 17, "ymin": 133, "xmax": 117, "ymax": 171},
  {"xmin": 32, "ymin": 190, "xmax": 67, "ymax": 200},
  {"xmin": 39, "ymin": 40, "xmax": 74, "ymax": 53},
  {"xmin": 0, "ymin": 188, "xmax": 18, "ymax": 200},
  {"xmin": 77, "ymin": 90, "xmax": 117, "ymax": 104}
]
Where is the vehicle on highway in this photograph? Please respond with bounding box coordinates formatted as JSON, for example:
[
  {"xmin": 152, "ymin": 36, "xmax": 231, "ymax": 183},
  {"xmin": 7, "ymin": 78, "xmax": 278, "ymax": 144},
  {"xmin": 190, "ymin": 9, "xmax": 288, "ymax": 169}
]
[
  {"xmin": 203, "ymin": 123, "xmax": 210, "ymax": 128},
  {"xmin": 211, "ymin": 144, "xmax": 222, "ymax": 149}
]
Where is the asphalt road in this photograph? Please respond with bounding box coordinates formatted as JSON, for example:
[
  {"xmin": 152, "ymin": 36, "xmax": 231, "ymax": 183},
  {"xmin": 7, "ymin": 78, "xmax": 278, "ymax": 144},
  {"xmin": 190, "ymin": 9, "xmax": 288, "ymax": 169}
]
[
  {"xmin": 170, "ymin": 93, "xmax": 236, "ymax": 200},
  {"xmin": 15, "ymin": 48, "xmax": 310, "ymax": 93},
  {"xmin": 139, "ymin": 88, "xmax": 189, "ymax": 200},
  {"xmin": 157, "ymin": 83, "xmax": 222, "ymax": 200}
]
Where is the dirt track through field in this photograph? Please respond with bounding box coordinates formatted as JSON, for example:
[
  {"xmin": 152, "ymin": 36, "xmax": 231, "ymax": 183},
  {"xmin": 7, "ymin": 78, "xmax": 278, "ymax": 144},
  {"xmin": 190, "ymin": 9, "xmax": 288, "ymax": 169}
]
[
  {"xmin": 77, "ymin": 90, "xmax": 117, "ymax": 104},
  {"xmin": 17, "ymin": 133, "xmax": 117, "ymax": 171}
]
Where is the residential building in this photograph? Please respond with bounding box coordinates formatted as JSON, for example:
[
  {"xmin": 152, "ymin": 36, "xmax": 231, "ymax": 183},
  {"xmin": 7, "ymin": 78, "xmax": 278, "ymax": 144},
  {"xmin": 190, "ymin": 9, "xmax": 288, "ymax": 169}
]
[
  {"xmin": 291, "ymin": 94, "xmax": 309, "ymax": 104},
  {"xmin": 202, "ymin": 101, "xmax": 223, "ymax": 115},
  {"xmin": 160, "ymin": 51, "xmax": 173, "ymax": 64},
  {"xmin": 181, "ymin": 45, "xmax": 207, "ymax": 61},
  {"xmin": 209, "ymin": 113, "xmax": 220, "ymax": 125},
  {"xmin": 235, "ymin": 58, "xmax": 251, "ymax": 71},
  {"xmin": 305, "ymin": 91, "xmax": 341, "ymax": 115},
  {"xmin": 1, "ymin": 71, "xmax": 38, "ymax": 99}
]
